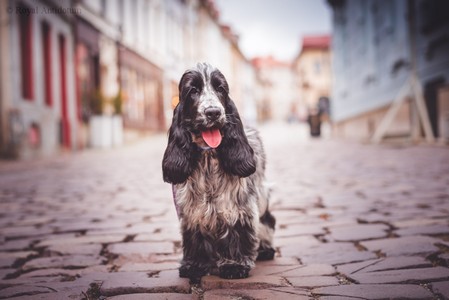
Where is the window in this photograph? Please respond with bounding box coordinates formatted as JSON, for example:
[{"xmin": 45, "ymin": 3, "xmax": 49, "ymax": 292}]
[
  {"xmin": 42, "ymin": 21, "xmax": 52, "ymax": 106},
  {"xmin": 314, "ymin": 61, "xmax": 321, "ymax": 75},
  {"xmin": 18, "ymin": 3, "xmax": 34, "ymax": 100},
  {"xmin": 420, "ymin": 0, "xmax": 449, "ymax": 33}
]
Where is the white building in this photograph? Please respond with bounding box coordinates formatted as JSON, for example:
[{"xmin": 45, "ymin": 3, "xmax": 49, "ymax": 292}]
[
  {"xmin": 0, "ymin": 0, "xmax": 78, "ymax": 159},
  {"xmin": 252, "ymin": 56, "xmax": 295, "ymax": 122}
]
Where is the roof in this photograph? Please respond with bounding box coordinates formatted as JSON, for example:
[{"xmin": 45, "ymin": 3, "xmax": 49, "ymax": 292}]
[
  {"xmin": 251, "ymin": 56, "xmax": 291, "ymax": 69},
  {"xmin": 302, "ymin": 35, "xmax": 331, "ymax": 50}
]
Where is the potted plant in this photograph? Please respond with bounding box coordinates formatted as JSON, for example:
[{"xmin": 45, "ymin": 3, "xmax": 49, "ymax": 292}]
[
  {"xmin": 111, "ymin": 90, "xmax": 123, "ymax": 146},
  {"xmin": 89, "ymin": 89, "xmax": 113, "ymax": 148}
]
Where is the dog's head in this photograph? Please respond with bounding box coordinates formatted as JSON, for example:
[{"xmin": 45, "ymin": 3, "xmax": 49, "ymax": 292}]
[
  {"xmin": 162, "ymin": 63, "xmax": 256, "ymax": 184},
  {"xmin": 179, "ymin": 63, "xmax": 227, "ymax": 138}
]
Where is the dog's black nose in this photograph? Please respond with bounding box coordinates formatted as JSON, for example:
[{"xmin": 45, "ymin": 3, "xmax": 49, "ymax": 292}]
[{"xmin": 205, "ymin": 107, "xmax": 222, "ymax": 121}]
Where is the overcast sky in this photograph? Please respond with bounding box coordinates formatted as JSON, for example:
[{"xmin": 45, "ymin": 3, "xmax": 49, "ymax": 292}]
[{"xmin": 215, "ymin": 0, "xmax": 332, "ymax": 61}]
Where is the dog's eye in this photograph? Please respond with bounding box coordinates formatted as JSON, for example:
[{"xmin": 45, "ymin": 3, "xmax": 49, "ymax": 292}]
[
  {"xmin": 190, "ymin": 87, "xmax": 199, "ymax": 96},
  {"xmin": 217, "ymin": 86, "xmax": 227, "ymax": 94}
]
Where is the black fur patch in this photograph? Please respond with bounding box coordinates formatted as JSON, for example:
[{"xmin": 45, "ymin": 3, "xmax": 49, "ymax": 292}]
[{"xmin": 260, "ymin": 209, "xmax": 276, "ymax": 230}]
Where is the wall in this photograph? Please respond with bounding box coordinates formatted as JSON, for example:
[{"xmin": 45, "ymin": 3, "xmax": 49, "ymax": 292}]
[
  {"xmin": 4, "ymin": 0, "xmax": 77, "ymax": 159},
  {"xmin": 329, "ymin": 0, "xmax": 449, "ymax": 141}
]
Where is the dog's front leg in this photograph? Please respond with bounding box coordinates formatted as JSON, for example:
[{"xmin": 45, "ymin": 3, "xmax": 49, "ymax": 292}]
[
  {"xmin": 179, "ymin": 225, "xmax": 213, "ymax": 283},
  {"xmin": 216, "ymin": 220, "xmax": 259, "ymax": 279}
]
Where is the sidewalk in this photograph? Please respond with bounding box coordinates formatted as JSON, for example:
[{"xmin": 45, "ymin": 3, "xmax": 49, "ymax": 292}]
[{"xmin": 0, "ymin": 123, "xmax": 448, "ymax": 299}]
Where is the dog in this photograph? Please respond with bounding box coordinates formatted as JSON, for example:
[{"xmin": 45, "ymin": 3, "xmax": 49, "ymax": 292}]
[{"xmin": 162, "ymin": 63, "xmax": 275, "ymax": 281}]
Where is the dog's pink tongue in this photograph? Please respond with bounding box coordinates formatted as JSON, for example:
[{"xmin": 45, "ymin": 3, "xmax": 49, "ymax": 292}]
[{"xmin": 201, "ymin": 129, "xmax": 222, "ymax": 148}]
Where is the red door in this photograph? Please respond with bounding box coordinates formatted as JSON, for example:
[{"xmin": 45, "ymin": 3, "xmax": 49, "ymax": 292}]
[{"xmin": 59, "ymin": 34, "xmax": 71, "ymax": 148}]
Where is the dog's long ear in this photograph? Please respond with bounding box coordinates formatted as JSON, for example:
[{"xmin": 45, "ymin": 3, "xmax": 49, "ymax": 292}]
[
  {"xmin": 217, "ymin": 100, "xmax": 256, "ymax": 177},
  {"xmin": 162, "ymin": 103, "xmax": 198, "ymax": 184}
]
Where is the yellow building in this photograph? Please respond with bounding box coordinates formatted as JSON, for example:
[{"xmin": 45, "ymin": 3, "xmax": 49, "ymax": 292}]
[{"xmin": 292, "ymin": 35, "xmax": 332, "ymax": 120}]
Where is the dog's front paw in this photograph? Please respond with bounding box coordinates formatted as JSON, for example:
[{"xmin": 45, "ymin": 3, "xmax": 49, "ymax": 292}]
[
  {"xmin": 219, "ymin": 264, "xmax": 250, "ymax": 279},
  {"xmin": 256, "ymin": 247, "xmax": 275, "ymax": 261},
  {"xmin": 179, "ymin": 263, "xmax": 209, "ymax": 283}
]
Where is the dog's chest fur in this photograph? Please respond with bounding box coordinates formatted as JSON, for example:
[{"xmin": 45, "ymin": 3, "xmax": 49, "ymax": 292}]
[{"xmin": 175, "ymin": 151, "xmax": 257, "ymax": 235}]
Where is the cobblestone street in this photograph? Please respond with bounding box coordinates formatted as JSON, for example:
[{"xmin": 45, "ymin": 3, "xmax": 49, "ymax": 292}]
[{"xmin": 0, "ymin": 123, "xmax": 449, "ymax": 299}]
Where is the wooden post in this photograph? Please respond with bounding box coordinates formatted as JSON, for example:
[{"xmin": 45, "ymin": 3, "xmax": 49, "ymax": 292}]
[
  {"xmin": 411, "ymin": 75, "xmax": 435, "ymax": 142},
  {"xmin": 371, "ymin": 78, "xmax": 411, "ymax": 143}
]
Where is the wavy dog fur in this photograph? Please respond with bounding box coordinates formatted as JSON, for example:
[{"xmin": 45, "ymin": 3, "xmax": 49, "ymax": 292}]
[{"xmin": 162, "ymin": 63, "xmax": 275, "ymax": 281}]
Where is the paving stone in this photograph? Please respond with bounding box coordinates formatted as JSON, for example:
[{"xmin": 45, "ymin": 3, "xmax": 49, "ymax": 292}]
[
  {"xmin": 256, "ymin": 257, "xmax": 301, "ymax": 266},
  {"xmin": 287, "ymin": 276, "xmax": 339, "ymax": 287},
  {"xmin": 53, "ymin": 220, "xmax": 129, "ymax": 234},
  {"xmin": 282, "ymin": 242, "xmax": 377, "ymax": 265},
  {"xmin": 87, "ymin": 223, "xmax": 160, "ymax": 237},
  {"xmin": 37, "ymin": 234, "xmax": 126, "ymax": 247},
  {"xmin": 348, "ymin": 266, "xmax": 449, "ymax": 284},
  {"xmin": 107, "ymin": 293, "xmax": 192, "ymax": 300},
  {"xmin": 201, "ymin": 275, "xmax": 289, "ymax": 290},
  {"xmin": 337, "ymin": 256, "xmax": 432, "ymax": 275},
  {"xmin": 0, "ymin": 256, "xmax": 17, "ymax": 268},
  {"xmin": 133, "ymin": 232, "xmax": 182, "ymax": 243},
  {"xmin": 276, "ymin": 264, "xmax": 336, "ymax": 278},
  {"xmin": 319, "ymin": 296, "xmax": 364, "ymax": 300},
  {"xmin": 0, "ymin": 285, "xmax": 53, "ymax": 299},
  {"xmin": 0, "ymin": 251, "xmax": 37, "ymax": 268},
  {"xmin": 0, "ymin": 251, "xmax": 37, "ymax": 260},
  {"xmin": 272, "ymin": 209, "xmax": 308, "ymax": 220},
  {"xmin": 0, "ymin": 268, "xmax": 15, "ymax": 280},
  {"xmin": 118, "ymin": 262, "xmax": 179, "ymax": 272},
  {"xmin": 11, "ymin": 216, "xmax": 54, "ymax": 227},
  {"xmin": 0, "ymin": 275, "xmax": 66, "ymax": 287},
  {"xmin": 113, "ymin": 253, "xmax": 182, "ymax": 266},
  {"xmin": 23, "ymin": 278, "xmax": 99, "ymax": 299},
  {"xmin": 336, "ymin": 259, "xmax": 382, "ymax": 275},
  {"xmin": 431, "ymin": 281, "xmax": 449, "ymax": 298},
  {"xmin": 437, "ymin": 253, "xmax": 449, "ymax": 266},
  {"xmin": 99, "ymin": 272, "xmax": 190, "ymax": 296},
  {"xmin": 107, "ymin": 242, "xmax": 174, "ymax": 256},
  {"xmin": 361, "ymin": 236, "xmax": 446, "ymax": 256},
  {"xmin": 0, "ymin": 240, "xmax": 31, "ymax": 251},
  {"xmin": 276, "ymin": 224, "xmax": 325, "ymax": 238},
  {"xmin": 18, "ymin": 265, "xmax": 109, "ymax": 278},
  {"xmin": 203, "ymin": 288, "xmax": 309, "ymax": 300},
  {"xmin": 313, "ymin": 284, "xmax": 434, "ymax": 299},
  {"xmin": 393, "ymin": 218, "xmax": 448, "ymax": 229},
  {"xmin": 3, "ymin": 291, "xmax": 84, "ymax": 299},
  {"xmin": 395, "ymin": 224, "xmax": 449, "ymax": 236},
  {"xmin": 274, "ymin": 235, "xmax": 321, "ymax": 248},
  {"xmin": 328, "ymin": 224, "xmax": 389, "ymax": 241},
  {"xmin": 21, "ymin": 255, "xmax": 105, "ymax": 271},
  {"xmin": 157, "ymin": 270, "xmax": 184, "ymax": 279},
  {"xmin": 251, "ymin": 265, "xmax": 299, "ymax": 276},
  {"xmin": 47, "ymin": 243, "xmax": 102, "ymax": 255},
  {"xmin": 0, "ymin": 226, "xmax": 54, "ymax": 239}
]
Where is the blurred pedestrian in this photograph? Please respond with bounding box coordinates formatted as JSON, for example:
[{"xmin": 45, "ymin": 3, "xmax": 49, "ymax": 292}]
[{"xmin": 307, "ymin": 107, "xmax": 321, "ymax": 137}]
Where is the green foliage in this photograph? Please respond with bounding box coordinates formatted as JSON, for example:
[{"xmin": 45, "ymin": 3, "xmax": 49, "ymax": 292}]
[
  {"xmin": 90, "ymin": 89, "xmax": 105, "ymax": 115},
  {"xmin": 113, "ymin": 90, "xmax": 123, "ymax": 115}
]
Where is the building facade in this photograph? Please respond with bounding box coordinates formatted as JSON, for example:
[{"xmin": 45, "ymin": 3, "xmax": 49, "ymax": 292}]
[
  {"xmin": 0, "ymin": 0, "xmax": 78, "ymax": 159},
  {"xmin": 1, "ymin": 0, "xmax": 262, "ymax": 159},
  {"xmin": 252, "ymin": 56, "xmax": 295, "ymax": 122},
  {"xmin": 328, "ymin": 0, "xmax": 449, "ymax": 142},
  {"xmin": 292, "ymin": 35, "xmax": 332, "ymax": 121}
]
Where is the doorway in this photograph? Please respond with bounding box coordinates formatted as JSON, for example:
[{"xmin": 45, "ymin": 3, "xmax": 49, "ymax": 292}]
[{"xmin": 424, "ymin": 77, "xmax": 445, "ymax": 138}]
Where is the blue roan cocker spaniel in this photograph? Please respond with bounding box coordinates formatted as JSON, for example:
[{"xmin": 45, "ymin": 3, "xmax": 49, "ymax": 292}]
[{"xmin": 162, "ymin": 63, "xmax": 275, "ymax": 282}]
